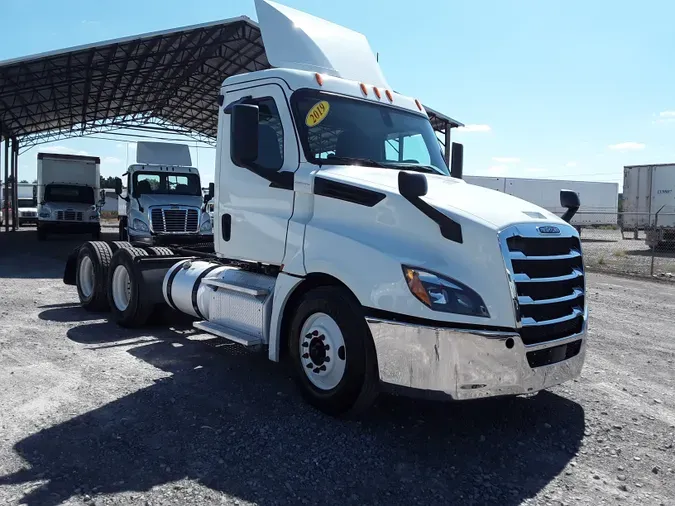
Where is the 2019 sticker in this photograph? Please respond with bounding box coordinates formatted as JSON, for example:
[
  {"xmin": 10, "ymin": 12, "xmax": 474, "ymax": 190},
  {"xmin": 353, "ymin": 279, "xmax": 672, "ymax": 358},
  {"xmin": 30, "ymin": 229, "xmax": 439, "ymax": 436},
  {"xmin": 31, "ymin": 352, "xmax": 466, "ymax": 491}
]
[{"xmin": 305, "ymin": 101, "xmax": 330, "ymax": 127}]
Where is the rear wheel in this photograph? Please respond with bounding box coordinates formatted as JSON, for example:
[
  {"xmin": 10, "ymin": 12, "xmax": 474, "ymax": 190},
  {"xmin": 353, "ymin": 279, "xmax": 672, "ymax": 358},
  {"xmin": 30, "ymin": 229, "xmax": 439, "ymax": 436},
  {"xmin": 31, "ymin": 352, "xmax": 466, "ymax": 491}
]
[
  {"xmin": 76, "ymin": 241, "xmax": 113, "ymax": 311},
  {"xmin": 288, "ymin": 286, "xmax": 379, "ymax": 417},
  {"xmin": 147, "ymin": 246, "xmax": 174, "ymax": 256},
  {"xmin": 107, "ymin": 247, "xmax": 153, "ymax": 327}
]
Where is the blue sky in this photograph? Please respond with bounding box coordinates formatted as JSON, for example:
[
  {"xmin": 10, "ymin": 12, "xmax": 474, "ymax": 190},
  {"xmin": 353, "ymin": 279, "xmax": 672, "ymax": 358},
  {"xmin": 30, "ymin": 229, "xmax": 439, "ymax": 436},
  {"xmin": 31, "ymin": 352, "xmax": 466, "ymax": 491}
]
[{"xmin": 1, "ymin": 0, "xmax": 674, "ymax": 188}]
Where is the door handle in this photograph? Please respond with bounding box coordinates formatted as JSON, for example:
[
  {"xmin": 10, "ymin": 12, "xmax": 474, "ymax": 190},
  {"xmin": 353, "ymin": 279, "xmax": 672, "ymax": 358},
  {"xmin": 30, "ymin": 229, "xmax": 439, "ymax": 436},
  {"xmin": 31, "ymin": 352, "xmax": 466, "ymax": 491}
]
[{"xmin": 221, "ymin": 213, "xmax": 231, "ymax": 241}]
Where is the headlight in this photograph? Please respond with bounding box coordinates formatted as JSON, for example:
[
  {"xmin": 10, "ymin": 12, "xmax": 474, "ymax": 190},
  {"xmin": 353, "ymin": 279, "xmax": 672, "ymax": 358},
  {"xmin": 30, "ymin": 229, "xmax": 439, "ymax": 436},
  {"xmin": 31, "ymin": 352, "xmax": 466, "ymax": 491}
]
[
  {"xmin": 39, "ymin": 211, "xmax": 50, "ymax": 218},
  {"xmin": 132, "ymin": 218, "xmax": 149, "ymax": 232},
  {"xmin": 402, "ymin": 266, "xmax": 490, "ymax": 318},
  {"xmin": 200, "ymin": 218, "xmax": 212, "ymax": 232}
]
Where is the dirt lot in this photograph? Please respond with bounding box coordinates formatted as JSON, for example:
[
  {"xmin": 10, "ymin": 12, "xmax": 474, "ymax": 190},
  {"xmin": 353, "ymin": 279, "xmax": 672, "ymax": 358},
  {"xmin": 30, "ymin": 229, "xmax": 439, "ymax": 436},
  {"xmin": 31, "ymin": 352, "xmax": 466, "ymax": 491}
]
[{"xmin": 0, "ymin": 229, "xmax": 673, "ymax": 506}]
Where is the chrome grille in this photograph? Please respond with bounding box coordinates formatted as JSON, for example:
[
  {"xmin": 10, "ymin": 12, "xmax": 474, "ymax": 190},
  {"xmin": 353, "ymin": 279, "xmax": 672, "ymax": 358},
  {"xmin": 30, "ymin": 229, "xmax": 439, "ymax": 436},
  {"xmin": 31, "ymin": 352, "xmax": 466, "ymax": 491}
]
[
  {"xmin": 150, "ymin": 207, "xmax": 199, "ymax": 233},
  {"xmin": 56, "ymin": 210, "xmax": 83, "ymax": 221},
  {"xmin": 502, "ymin": 227, "xmax": 585, "ymax": 346}
]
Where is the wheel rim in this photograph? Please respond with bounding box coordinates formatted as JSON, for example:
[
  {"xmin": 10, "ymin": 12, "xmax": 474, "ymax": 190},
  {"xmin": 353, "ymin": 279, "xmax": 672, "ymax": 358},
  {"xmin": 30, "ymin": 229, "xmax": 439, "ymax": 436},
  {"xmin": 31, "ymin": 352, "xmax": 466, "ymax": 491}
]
[
  {"xmin": 299, "ymin": 312, "xmax": 347, "ymax": 391},
  {"xmin": 78, "ymin": 256, "xmax": 95, "ymax": 299},
  {"xmin": 111, "ymin": 265, "xmax": 132, "ymax": 311}
]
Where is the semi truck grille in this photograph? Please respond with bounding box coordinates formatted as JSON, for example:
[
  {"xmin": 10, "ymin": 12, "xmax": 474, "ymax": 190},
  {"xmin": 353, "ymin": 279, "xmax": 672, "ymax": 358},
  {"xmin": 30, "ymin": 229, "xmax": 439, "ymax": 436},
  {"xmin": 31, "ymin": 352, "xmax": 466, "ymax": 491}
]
[
  {"xmin": 57, "ymin": 211, "xmax": 83, "ymax": 221},
  {"xmin": 505, "ymin": 232, "xmax": 585, "ymax": 346},
  {"xmin": 151, "ymin": 208, "xmax": 199, "ymax": 233}
]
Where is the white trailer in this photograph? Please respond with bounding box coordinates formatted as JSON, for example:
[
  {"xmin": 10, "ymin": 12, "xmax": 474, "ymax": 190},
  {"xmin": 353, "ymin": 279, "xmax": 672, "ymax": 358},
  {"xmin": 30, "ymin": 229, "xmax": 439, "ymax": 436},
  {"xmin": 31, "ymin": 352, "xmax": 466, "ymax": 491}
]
[
  {"xmin": 622, "ymin": 163, "xmax": 675, "ymax": 247},
  {"xmin": 63, "ymin": 0, "xmax": 588, "ymax": 417},
  {"xmin": 465, "ymin": 176, "xmax": 618, "ymax": 228}
]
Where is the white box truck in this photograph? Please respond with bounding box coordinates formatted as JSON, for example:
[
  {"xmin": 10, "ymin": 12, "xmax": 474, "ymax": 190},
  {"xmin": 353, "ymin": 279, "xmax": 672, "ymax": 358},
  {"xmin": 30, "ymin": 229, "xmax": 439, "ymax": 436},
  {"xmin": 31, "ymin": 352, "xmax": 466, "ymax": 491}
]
[
  {"xmin": 17, "ymin": 183, "xmax": 38, "ymax": 226},
  {"xmin": 37, "ymin": 152, "xmax": 104, "ymax": 241},
  {"xmin": 465, "ymin": 176, "xmax": 618, "ymax": 229},
  {"xmin": 63, "ymin": 0, "xmax": 588, "ymax": 417},
  {"xmin": 622, "ymin": 163, "xmax": 675, "ymax": 247}
]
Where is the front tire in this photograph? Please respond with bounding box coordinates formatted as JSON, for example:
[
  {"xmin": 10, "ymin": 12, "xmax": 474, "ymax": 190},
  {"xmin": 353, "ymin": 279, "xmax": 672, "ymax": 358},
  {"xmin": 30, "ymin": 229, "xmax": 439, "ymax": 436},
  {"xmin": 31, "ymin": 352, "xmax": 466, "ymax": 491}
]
[
  {"xmin": 107, "ymin": 247, "xmax": 153, "ymax": 327},
  {"xmin": 76, "ymin": 241, "xmax": 113, "ymax": 312},
  {"xmin": 288, "ymin": 286, "xmax": 379, "ymax": 417}
]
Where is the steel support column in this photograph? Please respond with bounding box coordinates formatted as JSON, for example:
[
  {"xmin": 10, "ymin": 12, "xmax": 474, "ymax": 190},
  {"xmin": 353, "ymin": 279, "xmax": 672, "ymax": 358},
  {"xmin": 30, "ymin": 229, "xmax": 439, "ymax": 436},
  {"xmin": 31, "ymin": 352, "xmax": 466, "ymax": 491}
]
[
  {"xmin": 12, "ymin": 138, "xmax": 18, "ymax": 231},
  {"xmin": 3, "ymin": 138, "xmax": 8, "ymax": 232}
]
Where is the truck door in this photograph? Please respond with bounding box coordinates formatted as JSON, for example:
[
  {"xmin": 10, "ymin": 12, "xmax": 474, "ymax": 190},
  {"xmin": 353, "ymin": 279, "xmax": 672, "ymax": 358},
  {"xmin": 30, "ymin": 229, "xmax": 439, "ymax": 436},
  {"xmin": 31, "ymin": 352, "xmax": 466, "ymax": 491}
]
[{"xmin": 217, "ymin": 83, "xmax": 299, "ymax": 265}]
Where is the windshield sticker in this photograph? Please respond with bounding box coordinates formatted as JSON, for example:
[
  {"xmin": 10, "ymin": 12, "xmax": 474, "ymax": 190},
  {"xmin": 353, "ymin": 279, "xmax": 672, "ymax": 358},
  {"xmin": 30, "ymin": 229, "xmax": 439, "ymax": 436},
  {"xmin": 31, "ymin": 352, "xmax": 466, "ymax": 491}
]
[{"xmin": 305, "ymin": 101, "xmax": 330, "ymax": 127}]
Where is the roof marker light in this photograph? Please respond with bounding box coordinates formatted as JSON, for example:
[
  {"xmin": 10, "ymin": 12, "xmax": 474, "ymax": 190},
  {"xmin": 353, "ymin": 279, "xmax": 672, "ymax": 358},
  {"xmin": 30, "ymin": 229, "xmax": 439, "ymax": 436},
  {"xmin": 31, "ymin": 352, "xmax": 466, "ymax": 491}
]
[
  {"xmin": 373, "ymin": 87, "xmax": 381, "ymax": 99},
  {"xmin": 415, "ymin": 99, "xmax": 423, "ymax": 111},
  {"xmin": 385, "ymin": 90, "xmax": 393, "ymax": 102},
  {"xmin": 315, "ymin": 73, "xmax": 323, "ymax": 86},
  {"xmin": 360, "ymin": 83, "xmax": 368, "ymax": 96}
]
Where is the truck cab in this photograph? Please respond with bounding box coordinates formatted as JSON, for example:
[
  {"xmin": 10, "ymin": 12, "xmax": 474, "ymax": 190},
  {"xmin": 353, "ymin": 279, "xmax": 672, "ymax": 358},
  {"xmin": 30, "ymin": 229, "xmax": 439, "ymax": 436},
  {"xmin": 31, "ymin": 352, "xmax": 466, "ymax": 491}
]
[
  {"xmin": 115, "ymin": 142, "xmax": 213, "ymax": 246},
  {"xmin": 68, "ymin": 0, "xmax": 588, "ymax": 417}
]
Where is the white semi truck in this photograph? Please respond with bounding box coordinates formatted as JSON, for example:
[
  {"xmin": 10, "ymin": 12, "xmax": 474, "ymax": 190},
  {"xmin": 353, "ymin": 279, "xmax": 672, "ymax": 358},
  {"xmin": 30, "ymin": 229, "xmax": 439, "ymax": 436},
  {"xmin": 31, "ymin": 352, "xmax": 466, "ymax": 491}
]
[
  {"xmin": 64, "ymin": 0, "xmax": 588, "ymax": 416},
  {"xmin": 114, "ymin": 141, "xmax": 213, "ymax": 246},
  {"xmin": 37, "ymin": 152, "xmax": 104, "ymax": 240},
  {"xmin": 17, "ymin": 183, "xmax": 38, "ymax": 226}
]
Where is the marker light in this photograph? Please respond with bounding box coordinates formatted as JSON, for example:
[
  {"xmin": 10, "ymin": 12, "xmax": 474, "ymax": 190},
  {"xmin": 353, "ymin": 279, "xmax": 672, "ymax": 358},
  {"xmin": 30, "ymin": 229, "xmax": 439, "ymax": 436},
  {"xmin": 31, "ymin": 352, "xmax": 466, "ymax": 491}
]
[
  {"xmin": 373, "ymin": 87, "xmax": 382, "ymax": 99},
  {"xmin": 385, "ymin": 90, "xmax": 393, "ymax": 102},
  {"xmin": 315, "ymin": 73, "xmax": 323, "ymax": 86},
  {"xmin": 415, "ymin": 99, "xmax": 423, "ymax": 111},
  {"xmin": 360, "ymin": 83, "xmax": 368, "ymax": 96}
]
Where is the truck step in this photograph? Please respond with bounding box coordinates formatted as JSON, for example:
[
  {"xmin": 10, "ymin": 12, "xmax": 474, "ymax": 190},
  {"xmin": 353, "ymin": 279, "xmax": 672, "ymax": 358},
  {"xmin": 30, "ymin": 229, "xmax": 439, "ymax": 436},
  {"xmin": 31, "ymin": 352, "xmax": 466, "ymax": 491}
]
[
  {"xmin": 193, "ymin": 320, "xmax": 263, "ymax": 347},
  {"xmin": 202, "ymin": 278, "xmax": 269, "ymax": 297}
]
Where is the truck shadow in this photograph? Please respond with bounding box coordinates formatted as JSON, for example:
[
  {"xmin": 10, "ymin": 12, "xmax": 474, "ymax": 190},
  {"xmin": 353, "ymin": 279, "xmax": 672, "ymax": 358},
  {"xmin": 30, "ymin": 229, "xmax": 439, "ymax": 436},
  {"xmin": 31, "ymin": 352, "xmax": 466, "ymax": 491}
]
[{"xmin": 0, "ymin": 320, "xmax": 585, "ymax": 506}]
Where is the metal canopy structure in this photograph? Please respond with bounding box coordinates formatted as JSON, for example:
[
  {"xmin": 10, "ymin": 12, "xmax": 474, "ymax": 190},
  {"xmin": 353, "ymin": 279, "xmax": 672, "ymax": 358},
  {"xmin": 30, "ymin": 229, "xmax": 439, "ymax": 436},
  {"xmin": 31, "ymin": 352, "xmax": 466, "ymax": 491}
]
[{"xmin": 0, "ymin": 15, "xmax": 463, "ymax": 231}]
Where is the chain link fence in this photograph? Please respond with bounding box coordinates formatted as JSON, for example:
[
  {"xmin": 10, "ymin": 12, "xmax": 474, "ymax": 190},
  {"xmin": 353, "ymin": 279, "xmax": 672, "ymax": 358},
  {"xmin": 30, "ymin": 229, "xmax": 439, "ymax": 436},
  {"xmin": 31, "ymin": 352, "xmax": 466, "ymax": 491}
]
[{"xmin": 580, "ymin": 211, "xmax": 675, "ymax": 280}]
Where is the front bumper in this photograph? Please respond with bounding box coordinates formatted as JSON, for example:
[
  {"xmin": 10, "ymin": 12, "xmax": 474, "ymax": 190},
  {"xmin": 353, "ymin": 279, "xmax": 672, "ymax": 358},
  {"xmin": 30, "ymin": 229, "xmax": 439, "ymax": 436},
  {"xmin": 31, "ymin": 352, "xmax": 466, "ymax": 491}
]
[
  {"xmin": 368, "ymin": 318, "xmax": 586, "ymax": 400},
  {"xmin": 38, "ymin": 221, "xmax": 100, "ymax": 234},
  {"xmin": 131, "ymin": 233, "xmax": 213, "ymax": 246}
]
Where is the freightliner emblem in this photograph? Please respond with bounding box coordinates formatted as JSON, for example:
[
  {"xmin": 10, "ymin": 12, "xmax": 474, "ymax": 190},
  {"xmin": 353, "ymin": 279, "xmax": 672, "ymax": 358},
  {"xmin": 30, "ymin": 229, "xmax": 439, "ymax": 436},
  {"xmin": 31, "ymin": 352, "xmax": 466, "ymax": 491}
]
[{"xmin": 537, "ymin": 225, "xmax": 560, "ymax": 234}]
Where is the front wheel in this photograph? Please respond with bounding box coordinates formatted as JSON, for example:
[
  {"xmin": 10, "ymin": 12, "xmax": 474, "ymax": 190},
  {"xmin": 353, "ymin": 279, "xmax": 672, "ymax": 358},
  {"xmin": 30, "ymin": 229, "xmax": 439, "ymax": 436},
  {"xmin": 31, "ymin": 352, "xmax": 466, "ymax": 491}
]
[{"xmin": 288, "ymin": 286, "xmax": 379, "ymax": 417}]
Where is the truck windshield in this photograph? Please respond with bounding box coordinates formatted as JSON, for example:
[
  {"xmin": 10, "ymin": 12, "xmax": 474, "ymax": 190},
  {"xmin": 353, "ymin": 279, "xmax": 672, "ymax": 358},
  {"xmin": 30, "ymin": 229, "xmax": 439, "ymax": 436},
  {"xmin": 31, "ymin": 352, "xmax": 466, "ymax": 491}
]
[
  {"xmin": 291, "ymin": 89, "xmax": 449, "ymax": 175},
  {"xmin": 18, "ymin": 198, "xmax": 35, "ymax": 207},
  {"xmin": 44, "ymin": 184, "xmax": 95, "ymax": 205},
  {"xmin": 133, "ymin": 172, "xmax": 201, "ymax": 197}
]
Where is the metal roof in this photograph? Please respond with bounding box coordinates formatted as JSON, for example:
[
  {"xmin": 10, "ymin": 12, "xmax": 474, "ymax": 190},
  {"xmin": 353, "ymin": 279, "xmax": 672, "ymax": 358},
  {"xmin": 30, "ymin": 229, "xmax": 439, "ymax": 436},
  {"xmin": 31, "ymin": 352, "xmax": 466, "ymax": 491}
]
[{"xmin": 0, "ymin": 16, "xmax": 461, "ymax": 148}]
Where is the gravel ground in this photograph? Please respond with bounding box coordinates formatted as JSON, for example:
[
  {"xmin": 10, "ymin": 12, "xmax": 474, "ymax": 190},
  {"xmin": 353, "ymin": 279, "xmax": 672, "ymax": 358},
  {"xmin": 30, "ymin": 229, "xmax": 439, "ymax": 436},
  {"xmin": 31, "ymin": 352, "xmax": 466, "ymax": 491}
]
[{"xmin": 0, "ymin": 229, "xmax": 673, "ymax": 506}]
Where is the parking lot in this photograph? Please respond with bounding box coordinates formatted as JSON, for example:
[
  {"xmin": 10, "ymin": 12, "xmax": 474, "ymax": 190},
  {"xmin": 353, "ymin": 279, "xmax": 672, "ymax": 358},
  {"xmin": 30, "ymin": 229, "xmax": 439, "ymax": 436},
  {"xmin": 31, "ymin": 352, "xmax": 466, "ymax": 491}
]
[{"xmin": 0, "ymin": 228, "xmax": 673, "ymax": 506}]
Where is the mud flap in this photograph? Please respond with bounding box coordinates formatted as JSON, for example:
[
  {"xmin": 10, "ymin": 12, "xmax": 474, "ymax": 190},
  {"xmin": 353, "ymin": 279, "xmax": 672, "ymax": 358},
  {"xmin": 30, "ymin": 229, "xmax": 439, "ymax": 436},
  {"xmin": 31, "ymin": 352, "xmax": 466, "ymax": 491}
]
[{"xmin": 63, "ymin": 246, "xmax": 81, "ymax": 285}]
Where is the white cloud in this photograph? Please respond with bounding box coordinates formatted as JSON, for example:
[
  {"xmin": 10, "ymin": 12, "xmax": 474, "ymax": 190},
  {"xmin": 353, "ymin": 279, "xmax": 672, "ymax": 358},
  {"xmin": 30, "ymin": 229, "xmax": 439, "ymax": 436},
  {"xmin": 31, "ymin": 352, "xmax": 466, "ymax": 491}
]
[
  {"xmin": 457, "ymin": 124, "xmax": 491, "ymax": 133},
  {"xmin": 41, "ymin": 145, "xmax": 89, "ymax": 156},
  {"xmin": 492, "ymin": 157, "xmax": 520, "ymax": 164},
  {"xmin": 608, "ymin": 142, "xmax": 645, "ymax": 151},
  {"xmin": 565, "ymin": 161, "xmax": 577, "ymax": 168},
  {"xmin": 659, "ymin": 111, "xmax": 675, "ymax": 118},
  {"xmin": 103, "ymin": 156, "xmax": 122, "ymax": 164},
  {"xmin": 487, "ymin": 165, "xmax": 507, "ymax": 175}
]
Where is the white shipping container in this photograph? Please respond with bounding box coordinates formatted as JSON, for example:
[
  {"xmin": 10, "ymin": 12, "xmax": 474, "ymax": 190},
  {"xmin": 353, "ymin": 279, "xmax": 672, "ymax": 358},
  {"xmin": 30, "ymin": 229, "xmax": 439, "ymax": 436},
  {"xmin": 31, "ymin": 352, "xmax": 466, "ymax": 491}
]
[
  {"xmin": 464, "ymin": 176, "xmax": 618, "ymax": 226},
  {"xmin": 622, "ymin": 164, "xmax": 675, "ymax": 229}
]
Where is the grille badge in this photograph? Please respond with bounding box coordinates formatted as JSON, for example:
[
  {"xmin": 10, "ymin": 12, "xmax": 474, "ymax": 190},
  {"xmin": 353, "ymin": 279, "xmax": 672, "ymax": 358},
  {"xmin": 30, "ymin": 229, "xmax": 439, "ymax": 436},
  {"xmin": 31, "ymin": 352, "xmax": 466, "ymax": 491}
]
[{"xmin": 537, "ymin": 225, "xmax": 560, "ymax": 235}]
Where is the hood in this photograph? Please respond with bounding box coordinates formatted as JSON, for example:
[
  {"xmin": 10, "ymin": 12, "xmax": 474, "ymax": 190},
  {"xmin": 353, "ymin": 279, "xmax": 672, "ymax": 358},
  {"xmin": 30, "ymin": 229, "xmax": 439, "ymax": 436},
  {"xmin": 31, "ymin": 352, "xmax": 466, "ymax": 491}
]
[
  {"xmin": 138, "ymin": 194, "xmax": 203, "ymax": 209},
  {"xmin": 316, "ymin": 165, "xmax": 566, "ymax": 230}
]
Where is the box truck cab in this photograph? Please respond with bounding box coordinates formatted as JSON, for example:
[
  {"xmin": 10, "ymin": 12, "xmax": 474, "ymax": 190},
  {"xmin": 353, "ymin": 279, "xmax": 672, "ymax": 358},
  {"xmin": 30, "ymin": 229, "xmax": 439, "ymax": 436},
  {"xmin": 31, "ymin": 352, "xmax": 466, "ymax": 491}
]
[
  {"xmin": 17, "ymin": 183, "xmax": 38, "ymax": 226},
  {"xmin": 37, "ymin": 153, "xmax": 103, "ymax": 241},
  {"xmin": 115, "ymin": 142, "xmax": 213, "ymax": 246},
  {"xmin": 66, "ymin": 0, "xmax": 588, "ymax": 417}
]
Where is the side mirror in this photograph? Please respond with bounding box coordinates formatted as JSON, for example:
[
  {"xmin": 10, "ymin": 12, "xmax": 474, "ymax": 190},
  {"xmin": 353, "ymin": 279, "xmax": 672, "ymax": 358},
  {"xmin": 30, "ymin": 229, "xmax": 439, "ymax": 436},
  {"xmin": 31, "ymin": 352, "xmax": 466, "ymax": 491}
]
[
  {"xmin": 114, "ymin": 178, "xmax": 123, "ymax": 195},
  {"xmin": 450, "ymin": 142, "xmax": 464, "ymax": 179},
  {"xmin": 203, "ymin": 182, "xmax": 215, "ymax": 203},
  {"xmin": 560, "ymin": 189, "xmax": 580, "ymax": 223},
  {"xmin": 231, "ymin": 104, "xmax": 259, "ymax": 166},
  {"xmin": 398, "ymin": 171, "xmax": 428, "ymax": 199}
]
